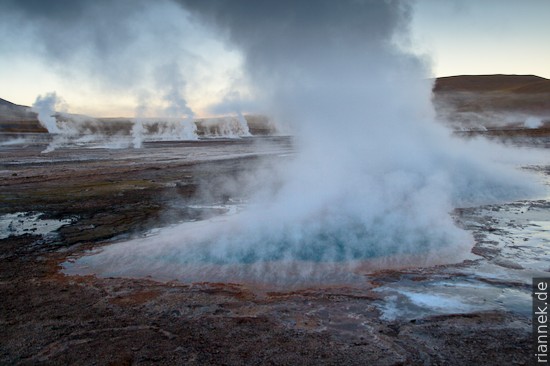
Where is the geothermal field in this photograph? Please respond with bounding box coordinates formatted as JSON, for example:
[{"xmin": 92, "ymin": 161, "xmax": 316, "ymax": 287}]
[
  {"xmin": 1, "ymin": 1, "xmax": 550, "ymax": 365},
  {"xmin": 1, "ymin": 76, "xmax": 550, "ymax": 364}
]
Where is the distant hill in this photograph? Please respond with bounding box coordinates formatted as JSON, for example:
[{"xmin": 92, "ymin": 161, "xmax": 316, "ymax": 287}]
[
  {"xmin": 0, "ymin": 98, "xmax": 24, "ymax": 108},
  {"xmin": 432, "ymin": 74, "xmax": 550, "ymax": 129},
  {"xmin": 434, "ymin": 74, "xmax": 550, "ymax": 93},
  {"xmin": 0, "ymin": 98, "xmax": 46, "ymax": 133},
  {"xmin": 0, "ymin": 98, "xmax": 34, "ymax": 115}
]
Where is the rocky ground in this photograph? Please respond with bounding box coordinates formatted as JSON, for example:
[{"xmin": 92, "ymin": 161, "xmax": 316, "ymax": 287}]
[{"xmin": 0, "ymin": 135, "xmax": 547, "ymax": 365}]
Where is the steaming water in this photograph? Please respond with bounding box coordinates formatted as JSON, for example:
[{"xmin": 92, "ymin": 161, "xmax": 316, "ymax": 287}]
[
  {"xmin": 63, "ymin": 1, "xmax": 549, "ymax": 288},
  {"xmin": 62, "ymin": 141, "xmax": 549, "ymax": 289},
  {"xmin": 31, "ymin": 115, "xmax": 254, "ymax": 152},
  {"xmin": 64, "ymin": 177, "xmax": 549, "ymax": 291}
]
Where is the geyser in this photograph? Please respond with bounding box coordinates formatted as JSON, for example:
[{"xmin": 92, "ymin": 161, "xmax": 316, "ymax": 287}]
[
  {"xmin": 32, "ymin": 92, "xmax": 62, "ymax": 134},
  {"xmin": 69, "ymin": 0, "xmax": 543, "ymax": 285}
]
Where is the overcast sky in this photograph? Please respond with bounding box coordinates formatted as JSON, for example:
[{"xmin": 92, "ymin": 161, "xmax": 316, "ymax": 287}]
[{"xmin": 0, "ymin": 0, "xmax": 548, "ymax": 117}]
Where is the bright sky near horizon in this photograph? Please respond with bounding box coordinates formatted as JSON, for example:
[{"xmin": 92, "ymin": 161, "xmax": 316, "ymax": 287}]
[
  {"xmin": 0, "ymin": 0, "xmax": 549, "ymax": 117},
  {"xmin": 411, "ymin": 0, "xmax": 550, "ymax": 79}
]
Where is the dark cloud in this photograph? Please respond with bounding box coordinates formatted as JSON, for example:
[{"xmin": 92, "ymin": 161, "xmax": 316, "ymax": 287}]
[
  {"xmin": 178, "ymin": 0, "xmax": 411, "ymax": 81},
  {"xmin": 2, "ymin": 0, "xmax": 89, "ymax": 20},
  {"xmin": 0, "ymin": 0, "xmax": 201, "ymax": 93},
  {"xmin": 1, "ymin": 0, "xmax": 416, "ymax": 115},
  {"xmin": 2, "ymin": 0, "xmax": 141, "ymax": 63},
  {"xmin": 174, "ymin": 0, "xmax": 421, "ymax": 126}
]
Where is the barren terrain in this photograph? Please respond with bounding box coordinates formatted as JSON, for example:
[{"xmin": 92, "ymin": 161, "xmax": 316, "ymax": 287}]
[
  {"xmin": 1, "ymin": 75, "xmax": 550, "ymax": 364},
  {"xmin": 433, "ymin": 74, "xmax": 550, "ymax": 131},
  {"xmin": 1, "ymin": 135, "xmax": 548, "ymax": 365}
]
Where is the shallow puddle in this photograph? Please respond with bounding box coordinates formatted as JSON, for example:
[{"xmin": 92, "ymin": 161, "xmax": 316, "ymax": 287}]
[{"xmin": 0, "ymin": 212, "xmax": 73, "ymax": 239}]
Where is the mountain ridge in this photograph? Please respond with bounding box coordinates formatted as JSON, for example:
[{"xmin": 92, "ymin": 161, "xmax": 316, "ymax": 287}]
[{"xmin": 433, "ymin": 74, "xmax": 550, "ymax": 93}]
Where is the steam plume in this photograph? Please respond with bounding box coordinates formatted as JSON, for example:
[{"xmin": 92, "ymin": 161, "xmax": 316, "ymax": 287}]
[
  {"xmin": 32, "ymin": 92, "xmax": 63, "ymax": 134},
  {"xmin": 157, "ymin": 63, "xmax": 198, "ymax": 140},
  {"xmin": 525, "ymin": 116, "xmax": 543, "ymax": 129},
  {"xmin": 74, "ymin": 0, "xmax": 544, "ymax": 284},
  {"xmin": 132, "ymin": 93, "xmax": 149, "ymax": 149}
]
